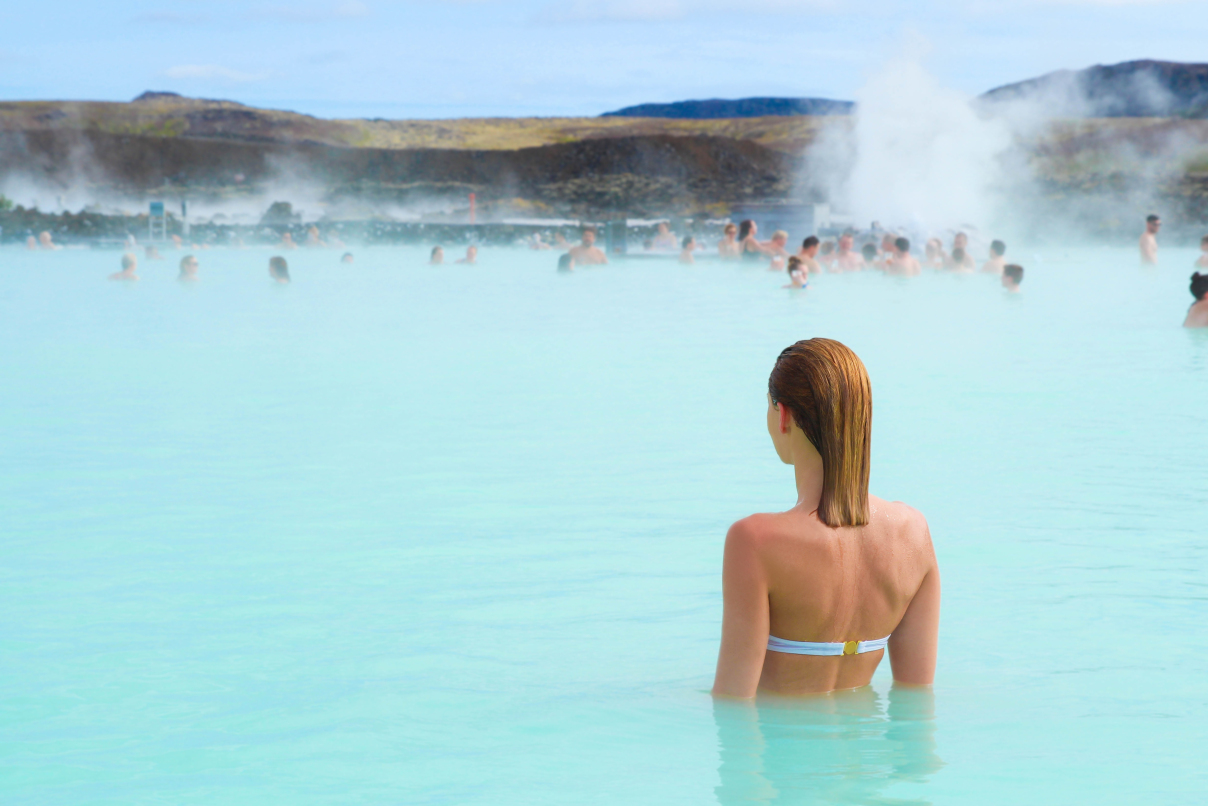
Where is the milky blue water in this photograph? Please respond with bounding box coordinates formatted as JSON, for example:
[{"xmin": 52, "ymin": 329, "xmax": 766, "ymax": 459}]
[{"xmin": 2, "ymin": 244, "xmax": 1206, "ymax": 804}]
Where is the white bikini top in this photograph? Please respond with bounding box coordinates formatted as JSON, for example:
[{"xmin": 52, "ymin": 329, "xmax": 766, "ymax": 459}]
[{"xmin": 766, "ymin": 635, "xmax": 890, "ymax": 656}]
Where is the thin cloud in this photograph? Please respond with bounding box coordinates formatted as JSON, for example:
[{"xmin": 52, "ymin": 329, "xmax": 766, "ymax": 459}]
[
  {"xmin": 134, "ymin": 11, "xmax": 212, "ymax": 24},
  {"xmin": 165, "ymin": 64, "xmax": 269, "ymax": 82},
  {"xmin": 245, "ymin": 1, "xmax": 371, "ymax": 21},
  {"xmin": 538, "ymin": 0, "xmax": 836, "ymax": 23}
]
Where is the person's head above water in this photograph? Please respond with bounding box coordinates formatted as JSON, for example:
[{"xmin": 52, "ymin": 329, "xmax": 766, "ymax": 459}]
[
  {"xmin": 430, "ymin": 246, "xmax": 444, "ymax": 263},
  {"xmin": 895, "ymin": 237, "xmax": 910, "ymax": 255},
  {"xmin": 953, "ymin": 232, "xmax": 968, "ymax": 250},
  {"xmin": 1002, "ymin": 264, "xmax": 1024, "ymax": 289},
  {"xmin": 581, "ymin": 228, "xmax": 596, "ymax": 247},
  {"xmin": 341, "ymin": 252, "xmax": 353, "ymax": 264},
  {"xmin": 801, "ymin": 235, "xmax": 819, "ymax": 255},
  {"xmin": 951, "ymin": 247, "xmax": 967, "ymax": 264},
  {"xmin": 861, "ymin": 243, "xmax": 878, "ymax": 261},
  {"xmin": 820, "ymin": 240, "xmax": 835, "ymax": 256},
  {"xmin": 738, "ymin": 220, "xmax": 756, "ymax": 241},
  {"xmin": 990, "ymin": 240, "xmax": 1006, "ymax": 257},
  {"xmin": 724, "ymin": 223, "xmax": 738, "ymax": 239},
  {"xmin": 557, "ymin": 253, "xmax": 575, "ymax": 272},
  {"xmin": 767, "ymin": 338, "xmax": 872, "ymax": 527},
  {"xmin": 121, "ymin": 253, "xmax": 137, "ymax": 271},
  {"xmin": 1146, "ymin": 214, "xmax": 1161, "ymax": 234},
  {"xmin": 269, "ymin": 255, "xmax": 290, "ymax": 282},
  {"xmin": 178, "ymin": 254, "xmax": 198, "ymax": 278},
  {"xmin": 682, "ymin": 235, "xmax": 695, "ymax": 250},
  {"xmin": 1190, "ymin": 272, "xmax": 1208, "ymax": 300},
  {"xmin": 771, "ymin": 230, "xmax": 788, "ymax": 247}
]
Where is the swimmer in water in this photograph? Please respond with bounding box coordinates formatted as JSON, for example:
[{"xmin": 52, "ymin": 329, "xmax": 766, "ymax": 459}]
[
  {"xmin": 38, "ymin": 231, "xmax": 60, "ymax": 250},
  {"xmin": 280, "ymin": 232, "xmax": 297, "ymax": 250},
  {"xmin": 456, "ymin": 245, "xmax": 478, "ymax": 265},
  {"xmin": 1195, "ymin": 235, "xmax": 1208, "ymax": 269},
  {"xmin": 1183, "ymin": 272, "xmax": 1208, "ymax": 327},
  {"xmin": 568, "ymin": 228, "xmax": 608, "ymax": 265},
  {"xmin": 923, "ymin": 238, "xmax": 944, "ymax": 269},
  {"xmin": 818, "ymin": 240, "xmax": 836, "ymax": 269},
  {"xmin": 982, "ymin": 240, "xmax": 1007, "ymax": 274},
  {"xmin": 430, "ymin": 246, "xmax": 444, "ymax": 265},
  {"xmin": 1001, "ymin": 264, "xmax": 1024, "ymax": 293},
  {"xmin": 171, "ymin": 234, "xmax": 183, "ymax": 249},
  {"xmin": 553, "ymin": 232, "xmax": 569, "ymax": 249},
  {"xmin": 782, "ymin": 256, "xmax": 808, "ymax": 288},
  {"xmin": 26, "ymin": 235, "xmax": 37, "ymax": 250},
  {"xmin": 796, "ymin": 236, "xmax": 822, "ymax": 274},
  {"xmin": 879, "ymin": 234, "xmax": 897, "ymax": 264},
  {"xmin": 861, "ymin": 243, "xmax": 878, "ymax": 267},
  {"xmin": 145, "ymin": 245, "xmax": 163, "ymax": 260},
  {"xmin": 269, "ymin": 256, "xmax": 290, "ymax": 283},
  {"xmin": 341, "ymin": 252, "xmax": 354, "ymax": 264},
  {"xmin": 530, "ymin": 233, "xmax": 552, "ymax": 250},
  {"xmin": 711, "ymin": 338, "xmax": 939, "ymax": 697},
  {"xmin": 680, "ymin": 236, "xmax": 697, "ymax": 265},
  {"xmin": 305, "ymin": 226, "xmax": 325, "ymax": 247},
  {"xmin": 1140, "ymin": 214, "xmax": 1160, "ymax": 265},
  {"xmin": 738, "ymin": 220, "xmax": 768, "ymax": 262},
  {"xmin": 834, "ymin": 234, "xmax": 865, "ymax": 271},
  {"xmin": 557, "ymin": 253, "xmax": 575, "ymax": 272},
  {"xmin": 109, "ymin": 253, "xmax": 139, "ymax": 281},
  {"xmin": 178, "ymin": 254, "xmax": 199, "ymax": 281},
  {"xmin": 765, "ymin": 230, "xmax": 790, "ymax": 260},
  {"xmin": 946, "ymin": 247, "xmax": 974, "ymax": 273},
  {"xmin": 653, "ymin": 221, "xmax": 678, "ymax": 250},
  {"xmin": 718, "ymin": 223, "xmax": 740, "ymax": 259},
  {"xmin": 887, "ymin": 237, "xmax": 921, "ymax": 276}
]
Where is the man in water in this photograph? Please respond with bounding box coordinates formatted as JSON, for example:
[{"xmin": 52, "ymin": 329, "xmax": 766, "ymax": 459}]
[
  {"xmin": 341, "ymin": 253, "xmax": 354, "ymax": 264},
  {"xmin": 280, "ymin": 232, "xmax": 298, "ymax": 250},
  {"xmin": 456, "ymin": 245, "xmax": 478, "ymax": 265},
  {"xmin": 796, "ymin": 236, "xmax": 822, "ymax": 274},
  {"xmin": 886, "ymin": 237, "xmax": 921, "ymax": 276},
  {"xmin": 1196, "ymin": 235, "xmax": 1208, "ymax": 269},
  {"xmin": 766, "ymin": 230, "xmax": 790, "ymax": 258},
  {"xmin": 1185, "ymin": 272, "xmax": 1208, "ymax": 327},
  {"xmin": 982, "ymin": 240, "xmax": 1007, "ymax": 274},
  {"xmin": 569, "ymin": 228, "xmax": 608, "ymax": 265},
  {"xmin": 833, "ymin": 234, "xmax": 864, "ymax": 271},
  {"xmin": 38, "ymin": 231, "xmax": 59, "ymax": 250},
  {"xmin": 269, "ymin": 256, "xmax": 290, "ymax": 283},
  {"xmin": 679, "ymin": 236, "xmax": 696, "ymax": 265},
  {"xmin": 557, "ymin": 253, "xmax": 575, "ymax": 272},
  {"xmin": 1002, "ymin": 264, "xmax": 1024, "ymax": 293},
  {"xmin": 178, "ymin": 254, "xmax": 199, "ymax": 281},
  {"xmin": 1140, "ymin": 215, "xmax": 1160, "ymax": 265},
  {"xmin": 109, "ymin": 253, "xmax": 139, "ymax": 281}
]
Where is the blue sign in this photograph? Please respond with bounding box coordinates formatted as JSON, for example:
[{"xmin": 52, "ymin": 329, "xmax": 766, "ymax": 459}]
[{"xmin": 150, "ymin": 201, "xmax": 164, "ymax": 216}]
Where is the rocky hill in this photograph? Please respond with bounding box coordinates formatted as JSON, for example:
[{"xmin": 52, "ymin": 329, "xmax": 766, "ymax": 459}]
[{"xmin": 601, "ymin": 97, "xmax": 853, "ymax": 118}]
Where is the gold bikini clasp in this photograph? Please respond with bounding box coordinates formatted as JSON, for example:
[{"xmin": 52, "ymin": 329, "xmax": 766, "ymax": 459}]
[{"xmin": 842, "ymin": 640, "xmax": 859, "ymax": 655}]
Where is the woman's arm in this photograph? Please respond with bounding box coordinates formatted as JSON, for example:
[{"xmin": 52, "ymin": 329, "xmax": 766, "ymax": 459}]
[
  {"xmin": 712, "ymin": 520, "xmax": 770, "ymax": 699},
  {"xmin": 888, "ymin": 558, "xmax": 940, "ymax": 686}
]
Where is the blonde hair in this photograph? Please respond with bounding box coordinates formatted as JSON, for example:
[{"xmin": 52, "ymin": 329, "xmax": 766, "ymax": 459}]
[{"xmin": 768, "ymin": 338, "xmax": 872, "ymax": 527}]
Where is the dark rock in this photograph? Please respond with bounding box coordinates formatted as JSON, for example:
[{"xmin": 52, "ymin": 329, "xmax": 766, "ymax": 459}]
[{"xmin": 602, "ymin": 97, "xmax": 853, "ymax": 119}]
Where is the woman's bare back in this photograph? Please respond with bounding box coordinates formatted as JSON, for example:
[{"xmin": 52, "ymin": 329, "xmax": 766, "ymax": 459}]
[{"xmin": 735, "ymin": 496, "xmax": 937, "ymax": 694}]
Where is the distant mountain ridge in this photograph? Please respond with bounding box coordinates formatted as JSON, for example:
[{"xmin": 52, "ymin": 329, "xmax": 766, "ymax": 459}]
[
  {"xmin": 601, "ymin": 97, "xmax": 854, "ymax": 119},
  {"xmin": 981, "ymin": 60, "xmax": 1208, "ymax": 118}
]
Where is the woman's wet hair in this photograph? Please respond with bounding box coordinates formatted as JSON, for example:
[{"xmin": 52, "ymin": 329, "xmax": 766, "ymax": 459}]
[
  {"xmin": 895, "ymin": 237, "xmax": 910, "ymax": 253},
  {"xmin": 682, "ymin": 235, "xmax": 694, "ymax": 249},
  {"xmin": 768, "ymin": 338, "xmax": 872, "ymax": 527},
  {"xmin": 557, "ymin": 253, "xmax": 574, "ymax": 272},
  {"xmin": 1004, "ymin": 264, "xmax": 1024, "ymax": 284},
  {"xmin": 1191, "ymin": 272, "xmax": 1208, "ymax": 300},
  {"xmin": 990, "ymin": 240, "xmax": 1006, "ymax": 256},
  {"xmin": 861, "ymin": 243, "xmax": 878, "ymax": 261},
  {"xmin": 787, "ymin": 256, "xmax": 803, "ymax": 275},
  {"xmin": 430, "ymin": 246, "xmax": 442, "ymax": 259},
  {"xmin": 737, "ymin": 220, "xmax": 755, "ymax": 242}
]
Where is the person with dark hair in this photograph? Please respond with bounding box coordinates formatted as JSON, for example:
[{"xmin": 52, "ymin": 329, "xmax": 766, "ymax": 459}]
[
  {"xmin": 887, "ymin": 237, "xmax": 921, "ymax": 276},
  {"xmin": 178, "ymin": 254, "xmax": 199, "ymax": 281},
  {"xmin": 1196, "ymin": 235, "xmax": 1208, "ymax": 269},
  {"xmin": 1140, "ymin": 214, "xmax": 1160, "ymax": 265},
  {"xmin": 782, "ymin": 256, "xmax": 808, "ymax": 288},
  {"xmin": 818, "ymin": 239, "xmax": 836, "ymax": 270},
  {"xmin": 430, "ymin": 246, "xmax": 444, "ymax": 265},
  {"xmin": 109, "ymin": 253, "xmax": 139, "ymax": 281},
  {"xmin": 1184, "ymin": 272, "xmax": 1208, "ymax": 327},
  {"xmin": 861, "ymin": 242, "xmax": 878, "ymax": 266},
  {"xmin": 738, "ymin": 220, "xmax": 768, "ymax": 262},
  {"xmin": 557, "ymin": 253, "xmax": 575, "ymax": 273},
  {"xmin": 946, "ymin": 247, "xmax": 974, "ymax": 273},
  {"xmin": 797, "ymin": 235, "xmax": 821, "ymax": 274},
  {"xmin": 1001, "ymin": 264, "xmax": 1024, "ymax": 292},
  {"xmin": 269, "ymin": 256, "xmax": 290, "ymax": 283},
  {"xmin": 679, "ymin": 235, "xmax": 697, "ymax": 265},
  {"xmin": 341, "ymin": 252, "xmax": 354, "ymax": 264},
  {"xmin": 569, "ymin": 228, "xmax": 607, "ymax": 265},
  {"xmin": 982, "ymin": 240, "xmax": 1007, "ymax": 274},
  {"xmin": 712, "ymin": 338, "xmax": 939, "ymax": 698}
]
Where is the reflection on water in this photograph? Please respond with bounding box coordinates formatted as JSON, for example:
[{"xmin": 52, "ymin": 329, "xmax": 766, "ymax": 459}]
[{"xmin": 714, "ymin": 686, "xmax": 942, "ymax": 805}]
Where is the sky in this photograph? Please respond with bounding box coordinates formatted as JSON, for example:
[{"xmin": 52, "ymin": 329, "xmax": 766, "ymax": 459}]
[{"xmin": 1, "ymin": 0, "xmax": 1206, "ymax": 119}]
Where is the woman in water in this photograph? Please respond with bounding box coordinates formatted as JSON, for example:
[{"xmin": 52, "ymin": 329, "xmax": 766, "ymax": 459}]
[
  {"xmin": 430, "ymin": 246, "xmax": 444, "ymax": 265},
  {"xmin": 680, "ymin": 236, "xmax": 696, "ymax": 265},
  {"xmin": 712, "ymin": 339, "xmax": 939, "ymax": 697},
  {"xmin": 1184, "ymin": 272, "xmax": 1208, "ymax": 328},
  {"xmin": 718, "ymin": 223, "xmax": 740, "ymax": 259},
  {"xmin": 782, "ymin": 256, "xmax": 808, "ymax": 288},
  {"xmin": 738, "ymin": 220, "xmax": 768, "ymax": 262}
]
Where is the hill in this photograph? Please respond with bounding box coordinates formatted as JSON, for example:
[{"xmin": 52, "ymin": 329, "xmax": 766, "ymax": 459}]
[
  {"xmin": 981, "ymin": 59, "xmax": 1208, "ymax": 117},
  {"xmin": 600, "ymin": 97, "xmax": 854, "ymax": 119}
]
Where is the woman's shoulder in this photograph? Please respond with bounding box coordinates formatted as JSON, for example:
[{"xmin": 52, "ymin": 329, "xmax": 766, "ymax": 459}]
[{"xmin": 868, "ymin": 496, "xmax": 933, "ymax": 547}]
